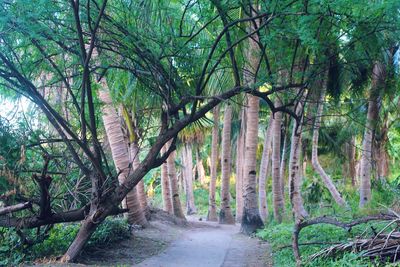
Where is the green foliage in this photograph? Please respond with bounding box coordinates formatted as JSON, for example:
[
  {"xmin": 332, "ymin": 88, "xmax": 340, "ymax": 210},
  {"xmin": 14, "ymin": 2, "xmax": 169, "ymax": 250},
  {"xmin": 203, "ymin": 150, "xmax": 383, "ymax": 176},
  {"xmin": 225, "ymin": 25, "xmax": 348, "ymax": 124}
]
[{"xmin": 0, "ymin": 218, "xmax": 130, "ymax": 266}]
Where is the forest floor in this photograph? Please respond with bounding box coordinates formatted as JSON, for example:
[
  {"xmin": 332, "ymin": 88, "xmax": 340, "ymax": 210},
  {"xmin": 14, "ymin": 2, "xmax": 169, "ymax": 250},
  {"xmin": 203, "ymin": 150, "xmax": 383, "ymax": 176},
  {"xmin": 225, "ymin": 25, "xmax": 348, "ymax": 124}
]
[{"xmin": 33, "ymin": 209, "xmax": 272, "ymax": 266}]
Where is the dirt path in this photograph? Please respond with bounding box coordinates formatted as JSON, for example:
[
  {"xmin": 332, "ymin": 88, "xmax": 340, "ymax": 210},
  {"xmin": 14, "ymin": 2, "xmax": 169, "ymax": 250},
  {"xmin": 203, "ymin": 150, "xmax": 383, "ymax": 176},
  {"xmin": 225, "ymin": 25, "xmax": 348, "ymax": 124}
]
[{"xmin": 135, "ymin": 217, "xmax": 271, "ymax": 267}]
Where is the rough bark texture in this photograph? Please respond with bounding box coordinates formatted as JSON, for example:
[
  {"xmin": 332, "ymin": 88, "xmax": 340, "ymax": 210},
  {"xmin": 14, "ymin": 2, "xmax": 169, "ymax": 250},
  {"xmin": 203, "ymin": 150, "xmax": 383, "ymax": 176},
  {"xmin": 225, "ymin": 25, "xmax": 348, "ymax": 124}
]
[
  {"xmin": 360, "ymin": 62, "xmax": 385, "ymax": 207},
  {"xmin": 288, "ymin": 96, "xmax": 308, "ymax": 221},
  {"xmin": 311, "ymin": 85, "xmax": 346, "ymax": 206},
  {"xmin": 166, "ymin": 141, "xmax": 186, "ymax": 219},
  {"xmin": 207, "ymin": 106, "xmax": 219, "ymax": 221},
  {"xmin": 161, "ymin": 145, "xmax": 173, "ymax": 214},
  {"xmin": 241, "ymin": 95, "xmax": 264, "ymax": 234},
  {"xmin": 219, "ymin": 105, "xmax": 235, "ymax": 224},
  {"xmin": 272, "ymin": 98, "xmax": 285, "ymax": 223},
  {"xmin": 258, "ymin": 116, "xmax": 273, "ymax": 222},
  {"xmin": 99, "ymin": 89, "xmax": 147, "ymax": 226},
  {"xmin": 235, "ymin": 107, "xmax": 246, "ymax": 223},
  {"xmin": 182, "ymin": 143, "xmax": 197, "ymax": 215}
]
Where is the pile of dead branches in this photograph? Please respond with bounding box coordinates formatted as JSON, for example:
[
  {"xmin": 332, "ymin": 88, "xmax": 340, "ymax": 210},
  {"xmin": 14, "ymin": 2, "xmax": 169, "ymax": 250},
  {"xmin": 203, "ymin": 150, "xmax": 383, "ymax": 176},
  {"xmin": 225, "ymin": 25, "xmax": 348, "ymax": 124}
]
[{"xmin": 293, "ymin": 212, "xmax": 400, "ymax": 265}]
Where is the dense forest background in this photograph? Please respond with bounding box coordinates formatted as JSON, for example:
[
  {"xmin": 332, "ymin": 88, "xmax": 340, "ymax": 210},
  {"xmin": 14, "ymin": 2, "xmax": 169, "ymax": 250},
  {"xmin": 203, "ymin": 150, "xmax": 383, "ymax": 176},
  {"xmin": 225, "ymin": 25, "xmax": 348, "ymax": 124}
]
[{"xmin": 0, "ymin": 0, "xmax": 400, "ymax": 266}]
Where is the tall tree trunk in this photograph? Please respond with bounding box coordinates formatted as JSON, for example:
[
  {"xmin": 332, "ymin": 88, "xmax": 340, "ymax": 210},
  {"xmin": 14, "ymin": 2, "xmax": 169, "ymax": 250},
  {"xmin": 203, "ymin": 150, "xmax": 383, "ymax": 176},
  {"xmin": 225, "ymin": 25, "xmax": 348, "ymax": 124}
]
[
  {"xmin": 207, "ymin": 106, "xmax": 219, "ymax": 221},
  {"xmin": 99, "ymin": 89, "xmax": 147, "ymax": 226},
  {"xmin": 161, "ymin": 145, "xmax": 173, "ymax": 213},
  {"xmin": 280, "ymin": 121, "xmax": 288, "ymax": 196},
  {"xmin": 182, "ymin": 143, "xmax": 197, "ymax": 214},
  {"xmin": 166, "ymin": 141, "xmax": 186, "ymax": 219},
  {"xmin": 235, "ymin": 107, "xmax": 246, "ymax": 223},
  {"xmin": 311, "ymin": 85, "xmax": 346, "ymax": 206},
  {"xmin": 241, "ymin": 95, "xmax": 264, "ymax": 234},
  {"xmin": 375, "ymin": 115, "xmax": 389, "ymax": 180},
  {"xmin": 272, "ymin": 99, "xmax": 285, "ymax": 223},
  {"xmin": 349, "ymin": 137, "xmax": 357, "ymax": 186},
  {"xmin": 258, "ymin": 116, "xmax": 273, "ymax": 223},
  {"xmin": 288, "ymin": 93, "xmax": 308, "ymax": 221},
  {"xmin": 360, "ymin": 62, "xmax": 385, "ymax": 207},
  {"xmin": 219, "ymin": 105, "xmax": 235, "ymax": 224},
  {"xmin": 196, "ymin": 149, "xmax": 206, "ymax": 185}
]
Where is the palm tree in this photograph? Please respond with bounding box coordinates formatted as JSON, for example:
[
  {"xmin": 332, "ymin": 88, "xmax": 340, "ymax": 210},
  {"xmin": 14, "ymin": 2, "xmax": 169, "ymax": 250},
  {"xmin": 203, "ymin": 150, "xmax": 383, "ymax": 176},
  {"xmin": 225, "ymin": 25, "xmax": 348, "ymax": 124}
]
[
  {"xmin": 272, "ymin": 98, "xmax": 285, "ymax": 223},
  {"xmin": 181, "ymin": 143, "xmax": 197, "ymax": 215},
  {"xmin": 219, "ymin": 104, "xmax": 235, "ymax": 224},
  {"xmin": 241, "ymin": 95, "xmax": 264, "ymax": 233},
  {"xmin": 235, "ymin": 106, "xmax": 246, "ymax": 223},
  {"xmin": 288, "ymin": 91, "xmax": 308, "ymax": 220},
  {"xmin": 166, "ymin": 140, "xmax": 186, "ymax": 219},
  {"xmin": 311, "ymin": 83, "xmax": 346, "ymax": 206},
  {"xmin": 258, "ymin": 116, "xmax": 273, "ymax": 222},
  {"xmin": 161, "ymin": 145, "xmax": 173, "ymax": 213},
  {"xmin": 207, "ymin": 106, "xmax": 220, "ymax": 221},
  {"xmin": 359, "ymin": 62, "xmax": 385, "ymax": 207},
  {"xmin": 98, "ymin": 87, "xmax": 147, "ymax": 226}
]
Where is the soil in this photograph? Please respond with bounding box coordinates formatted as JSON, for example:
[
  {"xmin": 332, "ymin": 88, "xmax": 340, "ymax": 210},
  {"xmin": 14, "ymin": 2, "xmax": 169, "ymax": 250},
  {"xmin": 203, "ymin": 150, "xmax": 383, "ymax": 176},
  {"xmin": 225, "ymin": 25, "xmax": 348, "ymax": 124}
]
[{"xmin": 29, "ymin": 209, "xmax": 272, "ymax": 267}]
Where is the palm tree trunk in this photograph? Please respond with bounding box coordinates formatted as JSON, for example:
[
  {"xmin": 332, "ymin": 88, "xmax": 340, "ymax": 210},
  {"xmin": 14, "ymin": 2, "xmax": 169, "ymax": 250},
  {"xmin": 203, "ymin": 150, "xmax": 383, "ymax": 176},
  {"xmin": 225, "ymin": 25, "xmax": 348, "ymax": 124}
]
[
  {"xmin": 99, "ymin": 89, "xmax": 147, "ymax": 226},
  {"xmin": 161, "ymin": 145, "xmax": 173, "ymax": 214},
  {"xmin": 235, "ymin": 107, "xmax": 246, "ymax": 223},
  {"xmin": 207, "ymin": 106, "xmax": 219, "ymax": 221},
  {"xmin": 182, "ymin": 143, "xmax": 197, "ymax": 214},
  {"xmin": 241, "ymin": 95, "xmax": 264, "ymax": 234},
  {"xmin": 311, "ymin": 85, "xmax": 346, "ymax": 206},
  {"xmin": 166, "ymin": 141, "xmax": 186, "ymax": 219},
  {"xmin": 272, "ymin": 98, "xmax": 285, "ymax": 223},
  {"xmin": 196, "ymin": 149, "xmax": 206, "ymax": 185},
  {"xmin": 258, "ymin": 116, "xmax": 273, "ymax": 222},
  {"xmin": 219, "ymin": 105, "xmax": 235, "ymax": 224},
  {"xmin": 280, "ymin": 123, "xmax": 288, "ymax": 196},
  {"xmin": 360, "ymin": 62, "xmax": 385, "ymax": 207},
  {"xmin": 288, "ymin": 93, "xmax": 308, "ymax": 221}
]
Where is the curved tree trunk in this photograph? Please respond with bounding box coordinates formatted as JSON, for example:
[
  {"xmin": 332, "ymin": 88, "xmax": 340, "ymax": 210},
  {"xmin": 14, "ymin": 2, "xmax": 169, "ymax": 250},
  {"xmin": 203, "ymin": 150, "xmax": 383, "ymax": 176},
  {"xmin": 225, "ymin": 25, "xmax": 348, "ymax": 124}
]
[
  {"xmin": 258, "ymin": 116, "xmax": 273, "ymax": 223},
  {"xmin": 272, "ymin": 99, "xmax": 285, "ymax": 223},
  {"xmin": 235, "ymin": 107, "xmax": 246, "ymax": 223},
  {"xmin": 288, "ymin": 94, "xmax": 308, "ymax": 221},
  {"xmin": 219, "ymin": 105, "xmax": 235, "ymax": 224},
  {"xmin": 182, "ymin": 143, "xmax": 197, "ymax": 214},
  {"xmin": 99, "ymin": 89, "xmax": 147, "ymax": 226},
  {"xmin": 311, "ymin": 85, "xmax": 346, "ymax": 206},
  {"xmin": 360, "ymin": 62, "xmax": 385, "ymax": 207},
  {"xmin": 161, "ymin": 145, "xmax": 173, "ymax": 213},
  {"xmin": 207, "ymin": 106, "xmax": 219, "ymax": 221},
  {"xmin": 241, "ymin": 95, "xmax": 264, "ymax": 234},
  {"xmin": 166, "ymin": 141, "xmax": 186, "ymax": 219}
]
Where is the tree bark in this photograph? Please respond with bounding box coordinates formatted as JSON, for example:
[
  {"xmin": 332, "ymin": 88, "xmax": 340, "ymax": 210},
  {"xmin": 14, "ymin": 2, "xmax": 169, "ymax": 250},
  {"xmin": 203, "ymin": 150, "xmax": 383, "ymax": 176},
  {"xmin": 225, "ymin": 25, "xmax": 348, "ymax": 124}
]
[
  {"xmin": 99, "ymin": 89, "xmax": 147, "ymax": 226},
  {"xmin": 219, "ymin": 104, "xmax": 235, "ymax": 224},
  {"xmin": 166, "ymin": 141, "xmax": 186, "ymax": 219},
  {"xmin": 360, "ymin": 62, "xmax": 385, "ymax": 207},
  {"xmin": 272, "ymin": 98, "xmax": 285, "ymax": 223},
  {"xmin": 235, "ymin": 106, "xmax": 246, "ymax": 223},
  {"xmin": 196, "ymin": 149, "xmax": 206, "ymax": 185},
  {"xmin": 182, "ymin": 143, "xmax": 197, "ymax": 214},
  {"xmin": 241, "ymin": 95, "xmax": 264, "ymax": 234},
  {"xmin": 207, "ymin": 106, "xmax": 219, "ymax": 221},
  {"xmin": 288, "ymin": 93, "xmax": 308, "ymax": 221},
  {"xmin": 311, "ymin": 85, "xmax": 346, "ymax": 206},
  {"xmin": 258, "ymin": 116, "xmax": 273, "ymax": 223},
  {"xmin": 161, "ymin": 145, "xmax": 173, "ymax": 213},
  {"xmin": 280, "ymin": 121, "xmax": 288, "ymax": 196}
]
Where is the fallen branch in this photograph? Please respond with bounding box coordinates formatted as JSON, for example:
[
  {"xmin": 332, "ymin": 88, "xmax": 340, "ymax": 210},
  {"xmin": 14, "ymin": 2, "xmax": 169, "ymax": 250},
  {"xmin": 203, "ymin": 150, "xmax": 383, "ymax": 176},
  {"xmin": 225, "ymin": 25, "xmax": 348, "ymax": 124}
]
[
  {"xmin": 292, "ymin": 214, "xmax": 398, "ymax": 266},
  {"xmin": 0, "ymin": 202, "xmax": 31, "ymax": 216}
]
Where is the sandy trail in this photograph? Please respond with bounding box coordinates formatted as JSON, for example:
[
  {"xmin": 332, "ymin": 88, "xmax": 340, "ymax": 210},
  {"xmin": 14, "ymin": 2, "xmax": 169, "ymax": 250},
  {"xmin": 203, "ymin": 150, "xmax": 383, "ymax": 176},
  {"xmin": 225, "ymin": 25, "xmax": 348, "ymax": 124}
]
[{"xmin": 135, "ymin": 218, "xmax": 271, "ymax": 267}]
